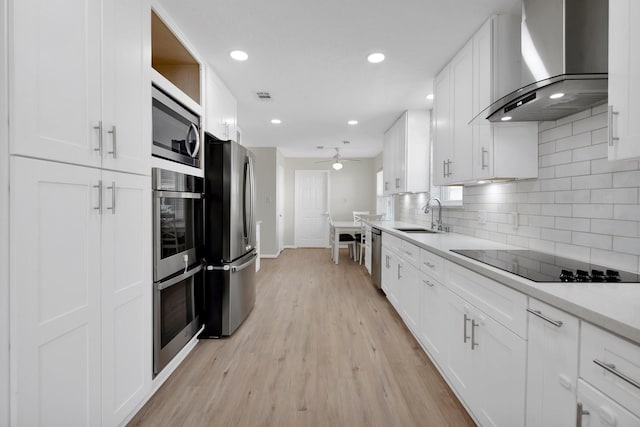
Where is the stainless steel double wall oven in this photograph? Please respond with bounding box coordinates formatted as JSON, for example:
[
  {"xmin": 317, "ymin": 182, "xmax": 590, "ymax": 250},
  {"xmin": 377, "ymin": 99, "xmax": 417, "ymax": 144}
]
[{"xmin": 152, "ymin": 168, "xmax": 204, "ymax": 375}]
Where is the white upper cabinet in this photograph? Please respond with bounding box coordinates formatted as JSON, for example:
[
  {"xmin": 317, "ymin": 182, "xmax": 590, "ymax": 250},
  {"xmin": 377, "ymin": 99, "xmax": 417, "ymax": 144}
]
[
  {"xmin": 10, "ymin": 0, "xmax": 150, "ymax": 175},
  {"xmin": 433, "ymin": 15, "xmax": 538, "ymax": 185},
  {"xmin": 205, "ymin": 66, "xmax": 238, "ymax": 141},
  {"xmin": 383, "ymin": 110, "xmax": 430, "ymax": 194},
  {"xmin": 608, "ymin": 0, "xmax": 640, "ymax": 160}
]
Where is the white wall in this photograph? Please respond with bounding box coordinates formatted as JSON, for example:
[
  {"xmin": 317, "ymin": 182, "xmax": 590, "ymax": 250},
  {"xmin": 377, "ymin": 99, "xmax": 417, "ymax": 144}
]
[
  {"xmin": 249, "ymin": 147, "xmax": 280, "ymax": 256},
  {"xmin": 397, "ymin": 104, "xmax": 640, "ymax": 273},
  {"xmin": 1, "ymin": 0, "xmax": 9, "ymax": 421},
  {"xmin": 282, "ymin": 157, "xmax": 377, "ymax": 246}
]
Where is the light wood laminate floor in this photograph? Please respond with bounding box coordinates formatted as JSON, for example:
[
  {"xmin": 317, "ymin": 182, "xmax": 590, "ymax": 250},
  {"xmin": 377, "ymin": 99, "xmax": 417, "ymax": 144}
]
[{"xmin": 129, "ymin": 248, "xmax": 474, "ymax": 427}]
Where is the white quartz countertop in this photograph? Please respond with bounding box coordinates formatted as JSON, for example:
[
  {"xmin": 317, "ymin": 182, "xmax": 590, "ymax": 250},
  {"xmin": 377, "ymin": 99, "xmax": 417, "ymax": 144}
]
[{"xmin": 369, "ymin": 220, "xmax": 640, "ymax": 346}]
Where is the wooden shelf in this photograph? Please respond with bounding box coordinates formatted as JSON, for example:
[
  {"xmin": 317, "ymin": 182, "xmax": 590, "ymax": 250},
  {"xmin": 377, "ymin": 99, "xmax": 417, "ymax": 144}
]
[{"xmin": 151, "ymin": 11, "xmax": 200, "ymax": 104}]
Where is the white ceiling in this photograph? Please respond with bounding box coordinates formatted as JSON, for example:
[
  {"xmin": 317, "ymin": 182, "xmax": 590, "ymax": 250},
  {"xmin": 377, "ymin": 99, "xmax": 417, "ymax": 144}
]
[{"xmin": 156, "ymin": 0, "xmax": 521, "ymax": 158}]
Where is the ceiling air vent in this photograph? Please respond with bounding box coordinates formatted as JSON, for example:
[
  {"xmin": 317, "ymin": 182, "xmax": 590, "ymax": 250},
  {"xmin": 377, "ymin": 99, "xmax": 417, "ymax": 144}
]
[{"xmin": 255, "ymin": 91, "xmax": 272, "ymax": 101}]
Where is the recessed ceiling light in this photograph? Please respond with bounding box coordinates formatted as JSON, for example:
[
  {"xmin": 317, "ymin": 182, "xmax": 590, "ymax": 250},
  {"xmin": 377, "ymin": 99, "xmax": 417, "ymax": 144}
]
[
  {"xmin": 271, "ymin": 119, "xmax": 281, "ymax": 124},
  {"xmin": 426, "ymin": 94, "xmax": 434, "ymax": 100},
  {"xmin": 230, "ymin": 50, "xmax": 248, "ymax": 61},
  {"xmin": 550, "ymin": 92, "xmax": 565, "ymax": 99},
  {"xmin": 347, "ymin": 120, "xmax": 358, "ymax": 125},
  {"xmin": 501, "ymin": 116, "xmax": 512, "ymax": 121},
  {"xmin": 367, "ymin": 52, "xmax": 385, "ymax": 63}
]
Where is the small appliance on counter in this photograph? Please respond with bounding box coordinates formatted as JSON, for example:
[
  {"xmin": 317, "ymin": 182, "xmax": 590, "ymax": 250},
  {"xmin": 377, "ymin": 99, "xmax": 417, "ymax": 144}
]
[{"xmin": 200, "ymin": 133, "xmax": 257, "ymax": 338}]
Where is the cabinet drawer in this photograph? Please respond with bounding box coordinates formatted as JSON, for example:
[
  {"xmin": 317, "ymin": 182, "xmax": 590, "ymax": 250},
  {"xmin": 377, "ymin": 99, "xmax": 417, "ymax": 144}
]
[
  {"xmin": 382, "ymin": 232, "xmax": 402, "ymax": 254},
  {"xmin": 580, "ymin": 322, "xmax": 640, "ymax": 418},
  {"xmin": 399, "ymin": 240, "xmax": 420, "ymax": 267},
  {"xmin": 420, "ymin": 248, "xmax": 444, "ymax": 281},
  {"xmin": 445, "ymin": 261, "xmax": 527, "ymax": 338}
]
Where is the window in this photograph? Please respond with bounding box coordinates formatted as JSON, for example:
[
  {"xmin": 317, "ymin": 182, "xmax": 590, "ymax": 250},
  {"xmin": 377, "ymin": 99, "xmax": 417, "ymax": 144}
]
[
  {"xmin": 376, "ymin": 170, "xmax": 394, "ymax": 219},
  {"xmin": 431, "ymin": 185, "xmax": 463, "ymax": 207}
]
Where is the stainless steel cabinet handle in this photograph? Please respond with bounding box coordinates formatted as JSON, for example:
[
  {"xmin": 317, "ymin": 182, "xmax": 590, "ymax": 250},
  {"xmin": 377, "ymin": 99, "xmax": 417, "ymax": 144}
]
[
  {"xmin": 527, "ymin": 308, "xmax": 563, "ymax": 327},
  {"xmin": 443, "ymin": 160, "xmax": 447, "ymax": 178},
  {"xmin": 481, "ymin": 147, "xmax": 488, "ymax": 170},
  {"xmin": 576, "ymin": 402, "xmax": 589, "ymax": 427},
  {"xmin": 471, "ymin": 320, "xmax": 479, "ymax": 349},
  {"xmin": 93, "ymin": 121, "xmax": 103, "ymax": 154},
  {"xmin": 463, "ymin": 314, "xmax": 471, "ymax": 343},
  {"xmin": 93, "ymin": 180, "xmax": 103, "ymax": 214},
  {"xmin": 424, "ymin": 261, "xmax": 435, "ymax": 268},
  {"xmin": 608, "ymin": 105, "xmax": 619, "ymax": 147},
  {"xmin": 397, "ymin": 263, "xmax": 402, "ymax": 280},
  {"xmin": 448, "ymin": 160, "xmax": 452, "ymax": 177},
  {"xmin": 395, "ymin": 178, "xmax": 400, "ymax": 189},
  {"xmin": 106, "ymin": 181, "xmax": 116, "ymax": 214},
  {"xmin": 593, "ymin": 359, "xmax": 640, "ymax": 390},
  {"xmin": 423, "ymin": 279, "xmax": 434, "ymax": 287},
  {"xmin": 107, "ymin": 125, "xmax": 117, "ymax": 158}
]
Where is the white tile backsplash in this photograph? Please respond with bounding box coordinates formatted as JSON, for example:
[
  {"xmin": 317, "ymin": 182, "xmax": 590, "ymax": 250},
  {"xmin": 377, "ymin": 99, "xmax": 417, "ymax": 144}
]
[{"xmin": 395, "ymin": 103, "xmax": 640, "ymax": 273}]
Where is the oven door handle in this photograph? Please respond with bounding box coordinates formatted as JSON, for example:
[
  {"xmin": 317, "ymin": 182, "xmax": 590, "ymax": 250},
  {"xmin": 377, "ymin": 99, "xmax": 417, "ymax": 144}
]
[
  {"xmin": 154, "ymin": 191, "xmax": 203, "ymax": 199},
  {"xmin": 155, "ymin": 263, "xmax": 204, "ymax": 291}
]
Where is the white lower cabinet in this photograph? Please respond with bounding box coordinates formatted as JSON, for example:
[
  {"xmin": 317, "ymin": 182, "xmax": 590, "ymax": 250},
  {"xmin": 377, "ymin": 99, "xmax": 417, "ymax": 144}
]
[
  {"xmin": 444, "ymin": 287, "xmax": 527, "ymax": 426},
  {"xmin": 418, "ymin": 271, "xmax": 448, "ymax": 365},
  {"xmin": 10, "ymin": 157, "xmax": 151, "ymax": 426},
  {"xmin": 397, "ymin": 258, "xmax": 420, "ymax": 334},
  {"xmin": 525, "ymin": 299, "xmax": 579, "ymax": 427},
  {"xmin": 577, "ymin": 380, "xmax": 640, "ymax": 427},
  {"xmin": 381, "ymin": 246, "xmax": 399, "ymax": 309}
]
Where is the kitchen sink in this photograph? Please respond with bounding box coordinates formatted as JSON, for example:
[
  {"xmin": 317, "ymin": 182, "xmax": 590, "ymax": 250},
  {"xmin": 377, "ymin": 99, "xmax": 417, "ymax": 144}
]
[{"xmin": 394, "ymin": 227, "xmax": 438, "ymax": 234}]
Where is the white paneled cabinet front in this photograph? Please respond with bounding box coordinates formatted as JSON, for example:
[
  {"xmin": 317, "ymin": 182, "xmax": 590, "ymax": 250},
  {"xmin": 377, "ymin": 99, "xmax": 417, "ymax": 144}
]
[
  {"xmin": 397, "ymin": 258, "xmax": 420, "ymax": 334},
  {"xmin": 205, "ymin": 66, "xmax": 238, "ymax": 141},
  {"xmin": 382, "ymin": 110, "xmax": 430, "ymax": 194},
  {"xmin": 10, "ymin": 157, "xmax": 151, "ymax": 426},
  {"xmin": 525, "ymin": 299, "xmax": 579, "ymax": 427},
  {"xmin": 10, "ymin": 0, "xmax": 150, "ymax": 175},
  {"xmin": 608, "ymin": 0, "xmax": 640, "ymax": 160}
]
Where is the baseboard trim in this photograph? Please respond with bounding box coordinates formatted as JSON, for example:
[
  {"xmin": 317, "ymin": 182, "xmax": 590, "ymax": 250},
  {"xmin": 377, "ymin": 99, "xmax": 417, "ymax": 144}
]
[{"xmin": 260, "ymin": 253, "xmax": 280, "ymax": 259}]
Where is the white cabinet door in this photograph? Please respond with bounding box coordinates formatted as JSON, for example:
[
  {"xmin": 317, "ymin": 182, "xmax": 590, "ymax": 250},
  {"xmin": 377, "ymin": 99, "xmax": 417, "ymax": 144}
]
[
  {"xmin": 101, "ymin": 0, "xmax": 151, "ymax": 175},
  {"xmin": 381, "ymin": 247, "xmax": 400, "ymax": 310},
  {"xmin": 419, "ymin": 273, "xmax": 448, "ymax": 365},
  {"xmin": 10, "ymin": 157, "xmax": 102, "ymax": 426},
  {"xmin": 398, "ymin": 259, "xmax": 420, "ymax": 334},
  {"xmin": 474, "ymin": 308, "xmax": 527, "ymax": 427},
  {"xmin": 10, "ymin": 0, "xmax": 102, "ymax": 167},
  {"xmin": 205, "ymin": 66, "xmax": 237, "ymax": 141},
  {"xmin": 433, "ymin": 66, "xmax": 452, "ymax": 186},
  {"xmin": 100, "ymin": 171, "xmax": 151, "ymax": 426},
  {"xmin": 444, "ymin": 288, "xmax": 476, "ymax": 408},
  {"xmin": 382, "ymin": 127, "xmax": 395, "ymax": 195},
  {"xmin": 577, "ymin": 380, "xmax": 640, "ymax": 427},
  {"xmin": 608, "ymin": 0, "xmax": 640, "ymax": 160},
  {"xmin": 394, "ymin": 115, "xmax": 407, "ymax": 192},
  {"xmin": 526, "ymin": 300, "xmax": 579, "ymax": 427},
  {"xmin": 450, "ymin": 40, "xmax": 473, "ymax": 184}
]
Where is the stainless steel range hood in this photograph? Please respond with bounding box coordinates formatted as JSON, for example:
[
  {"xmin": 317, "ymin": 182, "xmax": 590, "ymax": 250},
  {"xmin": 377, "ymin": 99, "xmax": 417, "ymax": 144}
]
[{"xmin": 475, "ymin": 0, "xmax": 608, "ymax": 123}]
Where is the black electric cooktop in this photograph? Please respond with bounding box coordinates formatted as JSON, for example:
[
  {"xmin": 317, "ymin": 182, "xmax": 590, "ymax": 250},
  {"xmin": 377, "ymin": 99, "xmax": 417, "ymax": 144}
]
[{"xmin": 451, "ymin": 249, "xmax": 640, "ymax": 283}]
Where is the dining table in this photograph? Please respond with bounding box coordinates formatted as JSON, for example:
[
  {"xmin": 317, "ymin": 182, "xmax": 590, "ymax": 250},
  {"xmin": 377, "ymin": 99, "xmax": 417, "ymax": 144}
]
[{"xmin": 329, "ymin": 220, "xmax": 362, "ymax": 264}]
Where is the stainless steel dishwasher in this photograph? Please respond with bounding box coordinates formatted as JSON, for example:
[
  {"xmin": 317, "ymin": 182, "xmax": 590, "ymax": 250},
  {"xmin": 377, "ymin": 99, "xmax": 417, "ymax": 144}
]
[{"xmin": 371, "ymin": 227, "xmax": 382, "ymax": 289}]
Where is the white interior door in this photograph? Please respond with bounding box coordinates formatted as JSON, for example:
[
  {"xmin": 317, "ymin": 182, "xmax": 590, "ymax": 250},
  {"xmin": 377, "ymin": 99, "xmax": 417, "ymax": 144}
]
[
  {"xmin": 294, "ymin": 170, "xmax": 329, "ymax": 247},
  {"xmin": 277, "ymin": 165, "xmax": 285, "ymax": 252}
]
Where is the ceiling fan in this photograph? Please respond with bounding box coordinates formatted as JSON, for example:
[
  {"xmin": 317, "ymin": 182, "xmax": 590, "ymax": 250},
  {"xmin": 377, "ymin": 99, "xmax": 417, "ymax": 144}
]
[{"xmin": 315, "ymin": 147, "xmax": 360, "ymax": 170}]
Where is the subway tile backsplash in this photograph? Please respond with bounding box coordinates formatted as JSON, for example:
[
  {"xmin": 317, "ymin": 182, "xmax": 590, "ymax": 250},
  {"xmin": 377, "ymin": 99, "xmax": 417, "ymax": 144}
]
[{"xmin": 396, "ymin": 104, "xmax": 640, "ymax": 273}]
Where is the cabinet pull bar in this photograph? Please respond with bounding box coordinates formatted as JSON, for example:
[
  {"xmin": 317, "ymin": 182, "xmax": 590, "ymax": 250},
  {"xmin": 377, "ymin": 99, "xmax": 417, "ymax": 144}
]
[
  {"xmin": 481, "ymin": 147, "xmax": 488, "ymax": 170},
  {"xmin": 395, "ymin": 178, "xmax": 400, "ymax": 189},
  {"xmin": 593, "ymin": 359, "xmax": 640, "ymax": 389},
  {"xmin": 106, "ymin": 181, "xmax": 116, "ymax": 214},
  {"xmin": 471, "ymin": 319, "xmax": 479, "ymax": 349},
  {"xmin": 463, "ymin": 314, "xmax": 471, "ymax": 343},
  {"xmin": 93, "ymin": 121, "xmax": 103, "ymax": 154},
  {"xmin": 397, "ymin": 264, "xmax": 402, "ymax": 280},
  {"xmin": 107, "ymin": 125, "xmax": 117, "ymax": 158},
  {"xmin": 608, "ymin": 106, "xmax": 619, "ymax": 147},
  {"xmin": 93, "ymin": 180, "xmax": 102, "ymax": 215},
  {"xmin": 443, "ymin": 160, "xmax": 447, "ymax": 178},
  {"xmin": 423, "ymin": 279, "xmax": 434, "ymax": 287},
  {"xmin": 527, "ymin": 308, "xmax": 563, "ymax": 327},
  {"xmin": 576, "ymin": 402, "xmax": 589, "ymax": 427}
]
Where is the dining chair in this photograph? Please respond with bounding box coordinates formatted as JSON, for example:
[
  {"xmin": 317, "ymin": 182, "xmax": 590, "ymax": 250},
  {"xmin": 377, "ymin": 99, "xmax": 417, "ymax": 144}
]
[
  {"xmin": 356, "ymin": 213, "xmax": 384, "ymax": 264},
  {"xmin": 352, "ymin": 211, "xmax": 369, "ymax": 261},
  {"xmin": 327, "ymin": 214, "xmax": 355, "ymax": 260}
]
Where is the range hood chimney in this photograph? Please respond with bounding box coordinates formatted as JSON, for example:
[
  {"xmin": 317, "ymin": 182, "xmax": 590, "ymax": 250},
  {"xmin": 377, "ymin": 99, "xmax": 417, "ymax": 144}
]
[{"xmin": 476, "ymin": 0, "xmax": 608, "ymax": 123}]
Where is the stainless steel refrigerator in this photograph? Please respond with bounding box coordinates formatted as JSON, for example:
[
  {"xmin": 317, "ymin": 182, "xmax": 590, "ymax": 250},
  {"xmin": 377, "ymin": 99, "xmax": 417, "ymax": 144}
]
[{"xmin": 200, "ymin": 133, "xmax": 257, "ymax": 337}]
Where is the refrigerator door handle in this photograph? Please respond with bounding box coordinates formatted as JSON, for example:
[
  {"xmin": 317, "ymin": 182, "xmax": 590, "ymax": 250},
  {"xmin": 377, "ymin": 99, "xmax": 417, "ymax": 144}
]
[
  {"xmin": 206, "ymin": 264, "xmax": 231, "ymax": 271},
  {"xmin": 231, "ymin": 252, "xmax": 257, "ymax": 273}
]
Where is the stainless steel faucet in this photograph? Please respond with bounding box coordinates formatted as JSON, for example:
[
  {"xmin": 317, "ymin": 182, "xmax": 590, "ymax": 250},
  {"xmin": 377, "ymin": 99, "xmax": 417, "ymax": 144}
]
[{"xmin": 422, "ymin": 197, "xmax": 442, "ymax": 230}]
